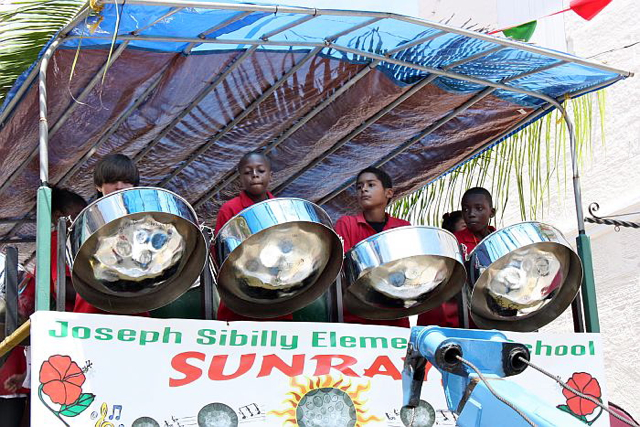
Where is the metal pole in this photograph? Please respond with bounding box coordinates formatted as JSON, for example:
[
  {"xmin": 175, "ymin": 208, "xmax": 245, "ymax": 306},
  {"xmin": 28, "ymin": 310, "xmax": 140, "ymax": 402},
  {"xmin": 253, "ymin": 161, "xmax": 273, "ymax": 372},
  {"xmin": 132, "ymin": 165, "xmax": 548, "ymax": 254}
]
[
  {"xmin": 316, "ymin": 61, "xmax": 567, "ymax": 205},
  {"xmin": 200, "ymin": 228, "xmax": 215, "ymax": 320},
  {"xmin": 56, "ymin": 217, "xmax": 68, "ymax": 312},
  {"xmin": 333, "ymin": 273, "xmax": 344, "ymax": 323},
  {"xmin": 0, "ymin": 217, "xmax": 36, "ymax": 225},
  {"xmin": 0, "ymin": 238, "xmax": 37, "ymax": 244},
  {"xmin": 69, "ymin": 34, "xmax": 611, "ymax": 112},
  {"xmin": 386, "ymin": 30, "xmax": 446, "ymax": 55},
  {"xmin": 87, "ymin": 0, "xmax": 632, "ymax": 77},
  {"xmin": 273, "ymin": 46, "xmax": 506, "ymax": 195},
  {"xmin": 34, "ymin": 37, "xmax": 58, "ymax": 312},
  {"xmin": 546, "ymin": 102, "xmax": 598, "ymax": 333},
  {"xmin": 0, "ymin": 6, "xmax": 92, "ymax": 129},
  {"xmin": 57, "ymin": 62, "xmax": 172, "ymax": 187},
  {"xmin": 35, "ymin": 187, "xmax": 52, "ymax": 312},
  {"xmin": 134, "ymin": 46, "xmax": 259, "ymax": 162},
  {"xmin": 317, "ymin": 86, "xmax": 498, "ymax": 205},
  {"xmin": 183, "ymin": 11, "xmax": 253, "ymax": 54},
  {"xmin": 158, "ymin": 47, "xmax": 322, "ymax": 187},
  {"xmin": 193, "ymin": 61, "xmax": 379, "ymax": 209},
  {"xmin": 0, "ymin": 40, "xmax": 129, "ymax": 197},
  {"xmin": 4, "ymin": 247, "xmax": 19, "ymax": 338}
]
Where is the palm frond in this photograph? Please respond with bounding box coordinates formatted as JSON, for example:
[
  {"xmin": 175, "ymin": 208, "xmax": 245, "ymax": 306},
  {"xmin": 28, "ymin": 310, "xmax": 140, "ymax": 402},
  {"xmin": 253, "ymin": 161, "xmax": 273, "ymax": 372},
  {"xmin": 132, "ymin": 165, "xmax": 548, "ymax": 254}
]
[
  {"xmin": 389, "ymin": 92, "xmax": 605, "ymax": 226},
  {"xmin": 0, "ymin": 0, "xmax": 86, "ymax": 104}
]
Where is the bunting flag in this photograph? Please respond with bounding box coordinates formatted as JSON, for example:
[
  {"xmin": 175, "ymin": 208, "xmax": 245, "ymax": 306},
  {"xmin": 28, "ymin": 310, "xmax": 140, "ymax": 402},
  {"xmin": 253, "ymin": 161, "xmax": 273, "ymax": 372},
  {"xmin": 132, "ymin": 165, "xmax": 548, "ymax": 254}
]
[
  {"xmin": 502, "ymin": 21, "xmax": 538, "ymax": 42},
  {"xmin": 567, "ymin": 0, "xmax": 613, "ymax": 20},
  {"xmin": 491, "ymin": 0, "xmax": 613, "ymax": 40}
]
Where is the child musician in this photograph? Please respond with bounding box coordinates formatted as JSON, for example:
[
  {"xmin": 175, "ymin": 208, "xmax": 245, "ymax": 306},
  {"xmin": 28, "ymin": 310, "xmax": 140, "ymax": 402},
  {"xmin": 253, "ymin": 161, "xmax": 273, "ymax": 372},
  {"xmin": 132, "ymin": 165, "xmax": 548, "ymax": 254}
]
[{"xmin": 334, "ymin": 167, "xmax": 411, "ymax": 327}]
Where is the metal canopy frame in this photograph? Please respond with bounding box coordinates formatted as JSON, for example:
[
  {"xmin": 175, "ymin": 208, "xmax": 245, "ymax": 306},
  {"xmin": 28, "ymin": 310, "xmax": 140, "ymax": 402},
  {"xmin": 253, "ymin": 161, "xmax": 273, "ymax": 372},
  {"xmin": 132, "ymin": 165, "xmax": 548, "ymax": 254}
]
[{"xmin": 6, "ymin": 0, "xmax": 628, "ymax": 332}]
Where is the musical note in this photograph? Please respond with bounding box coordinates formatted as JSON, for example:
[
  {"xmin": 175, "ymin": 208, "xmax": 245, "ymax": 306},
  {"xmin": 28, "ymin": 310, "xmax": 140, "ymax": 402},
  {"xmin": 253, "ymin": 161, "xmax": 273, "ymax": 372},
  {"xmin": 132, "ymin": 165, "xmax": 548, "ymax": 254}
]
[
  {"xmin": 91, "ymin": 411, "xmax": 99, "ymax": 420},
  {"xmin": 95, "ymin": 403, "xmax": 115, "ymax": 427},
  {"xmin": 238, "ymin": 403, "xmax": 265, "ymax": 421},
  {"xmin": 385, "ymin": 409, "xmax": 401, "ymax": 421},
  {"xmin": 238, "ymin": 407, "xmax": 249, "ymax": 420},
  {"xmin": 108, "ymin": 405, "xmax": 122, "ymax": 420}
]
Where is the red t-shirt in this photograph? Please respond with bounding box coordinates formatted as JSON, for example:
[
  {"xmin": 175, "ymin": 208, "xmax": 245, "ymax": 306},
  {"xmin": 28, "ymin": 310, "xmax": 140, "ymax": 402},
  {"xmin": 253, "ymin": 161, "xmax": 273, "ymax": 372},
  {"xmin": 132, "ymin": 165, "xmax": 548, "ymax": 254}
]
[
  {"xmin": 20, "ymin": 231, "xmax": 73, "ymax": 316},
  {"xmin": 334, "ymin": 213, "xmax": 411, "ymax": 328},
  {"xmin": 417, "ymin": 226, "xmax": 496, "ymax": 328},
  {"xmin": 0, "ymin": 347, "xmax": 28, "ymax": 396},
  {"xmin": 214, "ymin": 190, "xmax": 274, "ymax": 234},
  {"xmin": 215, "ymin": 191, "xmax": 294, "ymax": 321},
  {"xmin": 454, "ymin": 226, "xmax": 496, "ymax": 260}
]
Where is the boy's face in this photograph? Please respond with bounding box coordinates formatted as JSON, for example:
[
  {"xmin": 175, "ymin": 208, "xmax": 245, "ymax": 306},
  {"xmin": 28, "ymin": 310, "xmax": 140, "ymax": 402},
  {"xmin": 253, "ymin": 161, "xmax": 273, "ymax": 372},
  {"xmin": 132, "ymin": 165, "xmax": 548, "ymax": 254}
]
[
  {"xmin": 461, "ymin": 193, "xmax": 495, "ymax": 233},
  {"xmin": 239, "ymin": 155, "xmax": 272, "ymax": 197},
  {"xmin": 356, "ymin": 172, "xmax": 393, "ymax": 211},
  {"xmin": 97, "ymin": 181, "xmax": 134, "ymax": 196}
]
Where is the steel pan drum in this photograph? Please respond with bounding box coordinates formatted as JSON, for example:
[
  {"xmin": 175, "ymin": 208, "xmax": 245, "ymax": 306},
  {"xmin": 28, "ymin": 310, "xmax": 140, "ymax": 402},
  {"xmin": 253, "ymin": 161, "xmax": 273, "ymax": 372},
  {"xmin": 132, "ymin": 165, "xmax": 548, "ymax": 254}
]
[
  {"xmin": 215, "ymin": 198, "xmax": 342, "ymax": 318},
  {"xmin": 466, "ymin": 221, "xmax": 583, "ymax": 331},
  {"xmin": 68, "ymin": 187, "xmax": 207, "ymax": 314},
  {"xmin": 343, "ymin": 226, "xmax": 466, "ymax": 320}
]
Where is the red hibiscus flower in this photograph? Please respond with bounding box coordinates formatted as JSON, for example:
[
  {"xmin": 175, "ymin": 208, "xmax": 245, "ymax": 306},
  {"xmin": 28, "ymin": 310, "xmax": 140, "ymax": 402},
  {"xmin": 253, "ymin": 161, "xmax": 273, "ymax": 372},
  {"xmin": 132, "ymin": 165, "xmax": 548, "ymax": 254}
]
[
  {"xmin": 39, "ymin": 355, "xmax": 86, "ymax": 405},
  {"xmin": 562, "ymin": 372, "xmax": 602, "ymax": 416}
]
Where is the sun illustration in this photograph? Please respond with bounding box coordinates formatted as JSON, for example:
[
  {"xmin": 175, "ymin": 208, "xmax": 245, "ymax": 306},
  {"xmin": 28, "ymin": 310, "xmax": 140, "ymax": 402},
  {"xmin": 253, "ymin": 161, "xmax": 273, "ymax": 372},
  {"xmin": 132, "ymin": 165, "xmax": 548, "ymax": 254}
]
[{"xmin": 269, "ymin": 375, "xmax": 383, "ymax": 426}]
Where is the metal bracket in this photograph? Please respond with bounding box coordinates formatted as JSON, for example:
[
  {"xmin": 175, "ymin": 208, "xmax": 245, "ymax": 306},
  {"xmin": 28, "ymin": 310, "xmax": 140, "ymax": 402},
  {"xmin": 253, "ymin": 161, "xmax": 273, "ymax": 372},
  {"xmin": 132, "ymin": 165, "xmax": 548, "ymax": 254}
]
[{"xmin": 585, "ymin": 202, "xmax": 640, "ymax": 231}]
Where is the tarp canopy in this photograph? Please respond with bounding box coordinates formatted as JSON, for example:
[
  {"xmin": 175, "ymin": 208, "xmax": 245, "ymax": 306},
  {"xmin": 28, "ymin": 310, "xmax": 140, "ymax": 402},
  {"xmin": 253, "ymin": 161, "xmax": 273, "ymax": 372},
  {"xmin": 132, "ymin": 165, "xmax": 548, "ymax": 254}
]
[{"xmin": 0, "ymin": 0, "xmax": 631, "ymax": 266}]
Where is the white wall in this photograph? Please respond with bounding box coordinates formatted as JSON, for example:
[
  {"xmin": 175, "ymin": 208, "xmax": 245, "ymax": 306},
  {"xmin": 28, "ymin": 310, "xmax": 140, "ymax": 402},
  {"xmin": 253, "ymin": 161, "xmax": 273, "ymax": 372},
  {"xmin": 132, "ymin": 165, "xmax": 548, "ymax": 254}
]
[
  {"xmin": 418, "ymin": 0, "xmax": 640, "ymax": 415},
  {"xmin": 533, "ymin": 0, "xmax": 640, "ymax": 415}
]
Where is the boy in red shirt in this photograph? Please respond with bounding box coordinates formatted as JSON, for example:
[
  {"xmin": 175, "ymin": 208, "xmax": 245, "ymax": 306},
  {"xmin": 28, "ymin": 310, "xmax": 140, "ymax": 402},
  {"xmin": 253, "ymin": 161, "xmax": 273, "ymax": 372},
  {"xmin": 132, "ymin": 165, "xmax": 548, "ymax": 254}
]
[
  {"xmin": 214, "ymin": 151, "xmax": 294, "ymax": 321},
  {"xmin": 418, "ymin": 187, "xmax": 496, "ymax": 328},
  {"xmin": 2, "ymin": 187, "xmax": 86, "ymax": 426},
  {"xmin": 20, "ymin": 187, "xmax": 87, "ymax": 315},
  {"xmin": 73, "ymin": 154, "xmax": 147, "ymax": 315},
  {"xmin": 335, "ymin": 167, "xmax": 411, "ymax": 327}
]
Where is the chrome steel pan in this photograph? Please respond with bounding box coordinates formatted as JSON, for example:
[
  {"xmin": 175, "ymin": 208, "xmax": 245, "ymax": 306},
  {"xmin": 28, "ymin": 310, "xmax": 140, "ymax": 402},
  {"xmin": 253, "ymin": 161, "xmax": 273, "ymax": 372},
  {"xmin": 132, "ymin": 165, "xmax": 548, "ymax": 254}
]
[
  {"xmin": 343, "ymin": 226, "xmax": 466, "ymax": 319},
  {"xmin": 466, "ymin": 221, "xmax": 583, "ymax": 332},
  {"xmin": 215, "ymin": 198, "xmax": 342, "ymax": 318},
  {"xmin": 68, "ymin": 187, "xmax": 207, "ymax": 314}
]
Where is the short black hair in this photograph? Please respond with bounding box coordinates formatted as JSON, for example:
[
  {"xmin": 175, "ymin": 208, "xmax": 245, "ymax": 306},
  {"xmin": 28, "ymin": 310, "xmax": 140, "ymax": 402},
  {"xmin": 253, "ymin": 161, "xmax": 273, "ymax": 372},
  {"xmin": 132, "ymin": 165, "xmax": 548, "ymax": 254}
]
[
  {"xmin": 94, "ymin": 154, "xmax": 140, "ymax": 189},
  {"xmin": 356, "ymin": 167, "xmax": 393, "ymax": 189},
  {"xmin": 237, "ymin": 151, "xmax": 271, "ymax": 172},
  {"xmin": 441, "ymin": 210, "xmax": 463, "ymax": 233},
  {"xmin": 51, "ymin": 186, "xmax": 87, "ymax": 216},
  {"xmin": 462, "ymin": 187, "xmax": 493, "ymax": 207}
]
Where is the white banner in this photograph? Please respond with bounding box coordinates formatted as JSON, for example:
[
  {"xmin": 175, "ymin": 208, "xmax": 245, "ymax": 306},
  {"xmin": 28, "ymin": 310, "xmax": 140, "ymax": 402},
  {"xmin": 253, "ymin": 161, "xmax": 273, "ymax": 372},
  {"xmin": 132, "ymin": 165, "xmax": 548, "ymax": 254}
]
[{"xmin": 30, "ymin": 312, "xmax": 609, "ymax": 426}]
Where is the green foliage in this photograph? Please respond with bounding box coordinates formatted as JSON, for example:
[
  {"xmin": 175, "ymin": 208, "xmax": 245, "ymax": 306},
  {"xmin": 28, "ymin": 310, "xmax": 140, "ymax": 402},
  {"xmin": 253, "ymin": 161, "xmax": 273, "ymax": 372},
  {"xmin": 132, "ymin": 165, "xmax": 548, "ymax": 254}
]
[
  {"xmin": 0, "ymin": 0, "xmax": 86, "ymax": 104},
  {"xmin": 58, "ymin": 393, "xmax": 95, "ymax": 417},
  {"xmin": 389, "ymin": 92, "xmax": 605, "ymax": 226}
]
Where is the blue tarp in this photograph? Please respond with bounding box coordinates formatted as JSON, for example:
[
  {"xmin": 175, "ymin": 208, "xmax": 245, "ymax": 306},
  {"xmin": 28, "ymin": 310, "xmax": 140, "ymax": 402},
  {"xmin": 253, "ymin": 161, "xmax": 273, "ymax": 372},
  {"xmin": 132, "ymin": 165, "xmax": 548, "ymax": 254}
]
[{"xmin": 0, "ymin": 0, "xmax": 629, "ymax": 265}]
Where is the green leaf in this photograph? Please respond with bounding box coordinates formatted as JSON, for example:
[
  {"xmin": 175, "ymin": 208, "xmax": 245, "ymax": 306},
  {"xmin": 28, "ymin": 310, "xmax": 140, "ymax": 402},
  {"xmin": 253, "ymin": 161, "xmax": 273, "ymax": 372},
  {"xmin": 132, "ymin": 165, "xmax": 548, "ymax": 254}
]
[
  {"xmin": 556, "ymin": 405, "xmax": 589, "ymax": 423},
  {"xmin": 0, "ymin": 0, "xmax": 85, "ymax": 103},
  {"xmin": 391, "ymin": 92, "xmax": 605, "ymax": 227},
  {"xmin": 58, "ymin": 393, "xmax": 95, "ymax": 417}
]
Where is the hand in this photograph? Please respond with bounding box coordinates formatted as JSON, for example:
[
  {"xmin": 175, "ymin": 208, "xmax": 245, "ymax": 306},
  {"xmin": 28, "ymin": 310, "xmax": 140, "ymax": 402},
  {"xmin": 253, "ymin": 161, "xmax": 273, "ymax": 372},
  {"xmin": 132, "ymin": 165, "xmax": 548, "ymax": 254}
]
[{"xmin": 4, "ymin": 373, "xmax": 27, "ymax": 393}]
